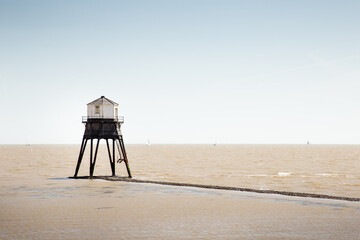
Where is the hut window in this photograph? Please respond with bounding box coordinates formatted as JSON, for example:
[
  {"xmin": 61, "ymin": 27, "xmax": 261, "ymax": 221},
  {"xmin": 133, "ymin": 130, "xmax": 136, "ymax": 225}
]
[{"xmin": 95, "ymin": 106, "xmax": 100, "ymax": 114}]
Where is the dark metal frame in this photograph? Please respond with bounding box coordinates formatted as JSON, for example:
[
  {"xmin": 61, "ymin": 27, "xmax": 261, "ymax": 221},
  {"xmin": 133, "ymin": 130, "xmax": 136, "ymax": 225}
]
[{"xmin": 73, "ymin": 120, "xmax": 132, "ymax": 178}]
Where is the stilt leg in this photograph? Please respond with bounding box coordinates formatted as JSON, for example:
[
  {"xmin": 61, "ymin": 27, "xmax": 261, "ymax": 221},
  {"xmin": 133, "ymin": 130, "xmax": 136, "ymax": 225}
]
[
  {"xmin": 106, "ymin": 139, "xmax": 115, "ymax": 176},
  {"xmin": 90, "ymin": 139, "xmax": 100, "ymax": 178},
  {"xmin": 89, "ymin": 139, "xmax": 93, "ymax": 178},
  {"xmin": 74, "ymin": 137, "xmax": 87, "ymax": 177},
  {"xmin": 112, "ymin": 139, "xmax": 116, "ymax": 176},
  {"xmin": 119, "ymin": 136, "xmax": 132, "ymax": 178}
]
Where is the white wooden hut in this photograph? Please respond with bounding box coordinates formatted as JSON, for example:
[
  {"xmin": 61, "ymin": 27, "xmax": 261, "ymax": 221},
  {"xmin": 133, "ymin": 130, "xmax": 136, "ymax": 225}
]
[{"xmin": 87, "ymin": 96, "xmax": 119, "ymax": 119}]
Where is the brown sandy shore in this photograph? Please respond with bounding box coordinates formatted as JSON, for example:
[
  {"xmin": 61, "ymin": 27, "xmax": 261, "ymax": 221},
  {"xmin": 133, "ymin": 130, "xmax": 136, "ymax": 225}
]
[{"xmin": 70, "ymin": 176, "xmax": 360, "ymax": 202}]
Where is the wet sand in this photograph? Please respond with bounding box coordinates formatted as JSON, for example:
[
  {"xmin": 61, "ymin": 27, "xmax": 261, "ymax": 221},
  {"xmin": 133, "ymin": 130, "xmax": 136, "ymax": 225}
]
[
  {"xmin": 2, "ymin": 178, "xmax": 360, "ymax": 240},
  {"xmin": 73, "ymin": 175, "xmax": 360, "ymax": 202}
]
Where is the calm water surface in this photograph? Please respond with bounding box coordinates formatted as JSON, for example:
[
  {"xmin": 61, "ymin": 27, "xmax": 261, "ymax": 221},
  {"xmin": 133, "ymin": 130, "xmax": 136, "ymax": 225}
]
[{"xmin": 0, "ymin": 144, "xmax": 360, "ymax": 239}]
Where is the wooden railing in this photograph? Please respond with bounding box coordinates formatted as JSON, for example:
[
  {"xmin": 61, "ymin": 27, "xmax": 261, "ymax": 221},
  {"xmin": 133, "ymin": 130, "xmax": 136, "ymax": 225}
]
[{"xmin": 82, "ymin": 116, "xmax": 124, "ymax": 123}]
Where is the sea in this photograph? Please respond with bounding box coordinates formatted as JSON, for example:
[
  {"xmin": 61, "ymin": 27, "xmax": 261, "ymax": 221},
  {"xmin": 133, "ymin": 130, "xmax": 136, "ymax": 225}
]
[{"xmin": 1, "ymin": 144, "xmax": 360, "ymax": 239}]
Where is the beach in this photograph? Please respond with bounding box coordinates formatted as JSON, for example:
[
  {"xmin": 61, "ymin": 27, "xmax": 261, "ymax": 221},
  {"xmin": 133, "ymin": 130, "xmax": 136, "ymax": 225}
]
[{"xmin": 1, "ymin": 144, "xmax": 360, "ymax": 239}]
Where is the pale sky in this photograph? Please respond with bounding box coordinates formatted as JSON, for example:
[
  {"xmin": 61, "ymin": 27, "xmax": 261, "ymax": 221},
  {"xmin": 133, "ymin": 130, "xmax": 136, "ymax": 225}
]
[{"xmin": 1, "ymin": 0, "xmax": 360, "ymax": 144}]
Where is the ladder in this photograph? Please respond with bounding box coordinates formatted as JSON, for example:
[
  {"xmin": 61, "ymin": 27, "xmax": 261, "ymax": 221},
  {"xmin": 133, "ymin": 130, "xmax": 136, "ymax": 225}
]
[{"xmin": 116, "ymin": 140, "xmax": 124, "ymax": 163}]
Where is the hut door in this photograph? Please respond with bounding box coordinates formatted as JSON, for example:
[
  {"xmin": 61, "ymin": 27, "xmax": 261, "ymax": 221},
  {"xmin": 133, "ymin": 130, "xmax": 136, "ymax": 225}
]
[{"xmin": 95, "ymin": 105, "xmax": 100, "ymax": 118}]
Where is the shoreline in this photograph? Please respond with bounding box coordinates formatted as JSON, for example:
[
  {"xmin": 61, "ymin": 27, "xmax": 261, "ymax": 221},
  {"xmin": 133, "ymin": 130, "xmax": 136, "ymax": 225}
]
[{"xmin": 70, "ymin": 176, "xmax": 360, "ymax": 202}]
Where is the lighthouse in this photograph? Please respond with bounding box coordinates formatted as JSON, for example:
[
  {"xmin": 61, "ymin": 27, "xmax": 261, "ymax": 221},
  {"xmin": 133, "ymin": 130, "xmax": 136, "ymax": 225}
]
[{"xmin": 74, "ymin": 96, "xmax": 132, "ymax": 178}]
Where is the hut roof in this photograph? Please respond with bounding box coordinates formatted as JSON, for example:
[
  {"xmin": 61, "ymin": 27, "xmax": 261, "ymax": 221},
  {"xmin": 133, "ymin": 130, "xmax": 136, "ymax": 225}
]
[{"xmin": 87, "ymin": 96, "xmax": 118, "ymax": 106}]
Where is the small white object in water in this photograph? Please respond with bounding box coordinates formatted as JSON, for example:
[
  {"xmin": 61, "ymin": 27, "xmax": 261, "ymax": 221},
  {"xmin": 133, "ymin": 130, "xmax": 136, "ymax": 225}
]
[{"xmin": 278, "ymin": 172, "xmax": 291, "ymax": 177}]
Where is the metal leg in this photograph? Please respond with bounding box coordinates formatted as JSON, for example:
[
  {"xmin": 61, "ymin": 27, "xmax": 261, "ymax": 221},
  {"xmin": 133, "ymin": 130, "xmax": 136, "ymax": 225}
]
[
  {"xmin": 74, "ymin": 138, "xmax": 87, "ymax": 177},
  {"xmin": 90, "ymin": 139, "xmax": 100, "ymax": 178},
  {"xmin": 89, "ymin": 139, "xmax": 93, "ymax": 178},
  {"xmin": 119, "ymin": 136, "xmax": 132, "ymax": 178},
  {"xmin": 112, "ymin": 139, "xmax": 116, "ymax": 176},
  {"xmin": 106, "ymin": 139, "xmax": 115, "ymax": 176}
]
